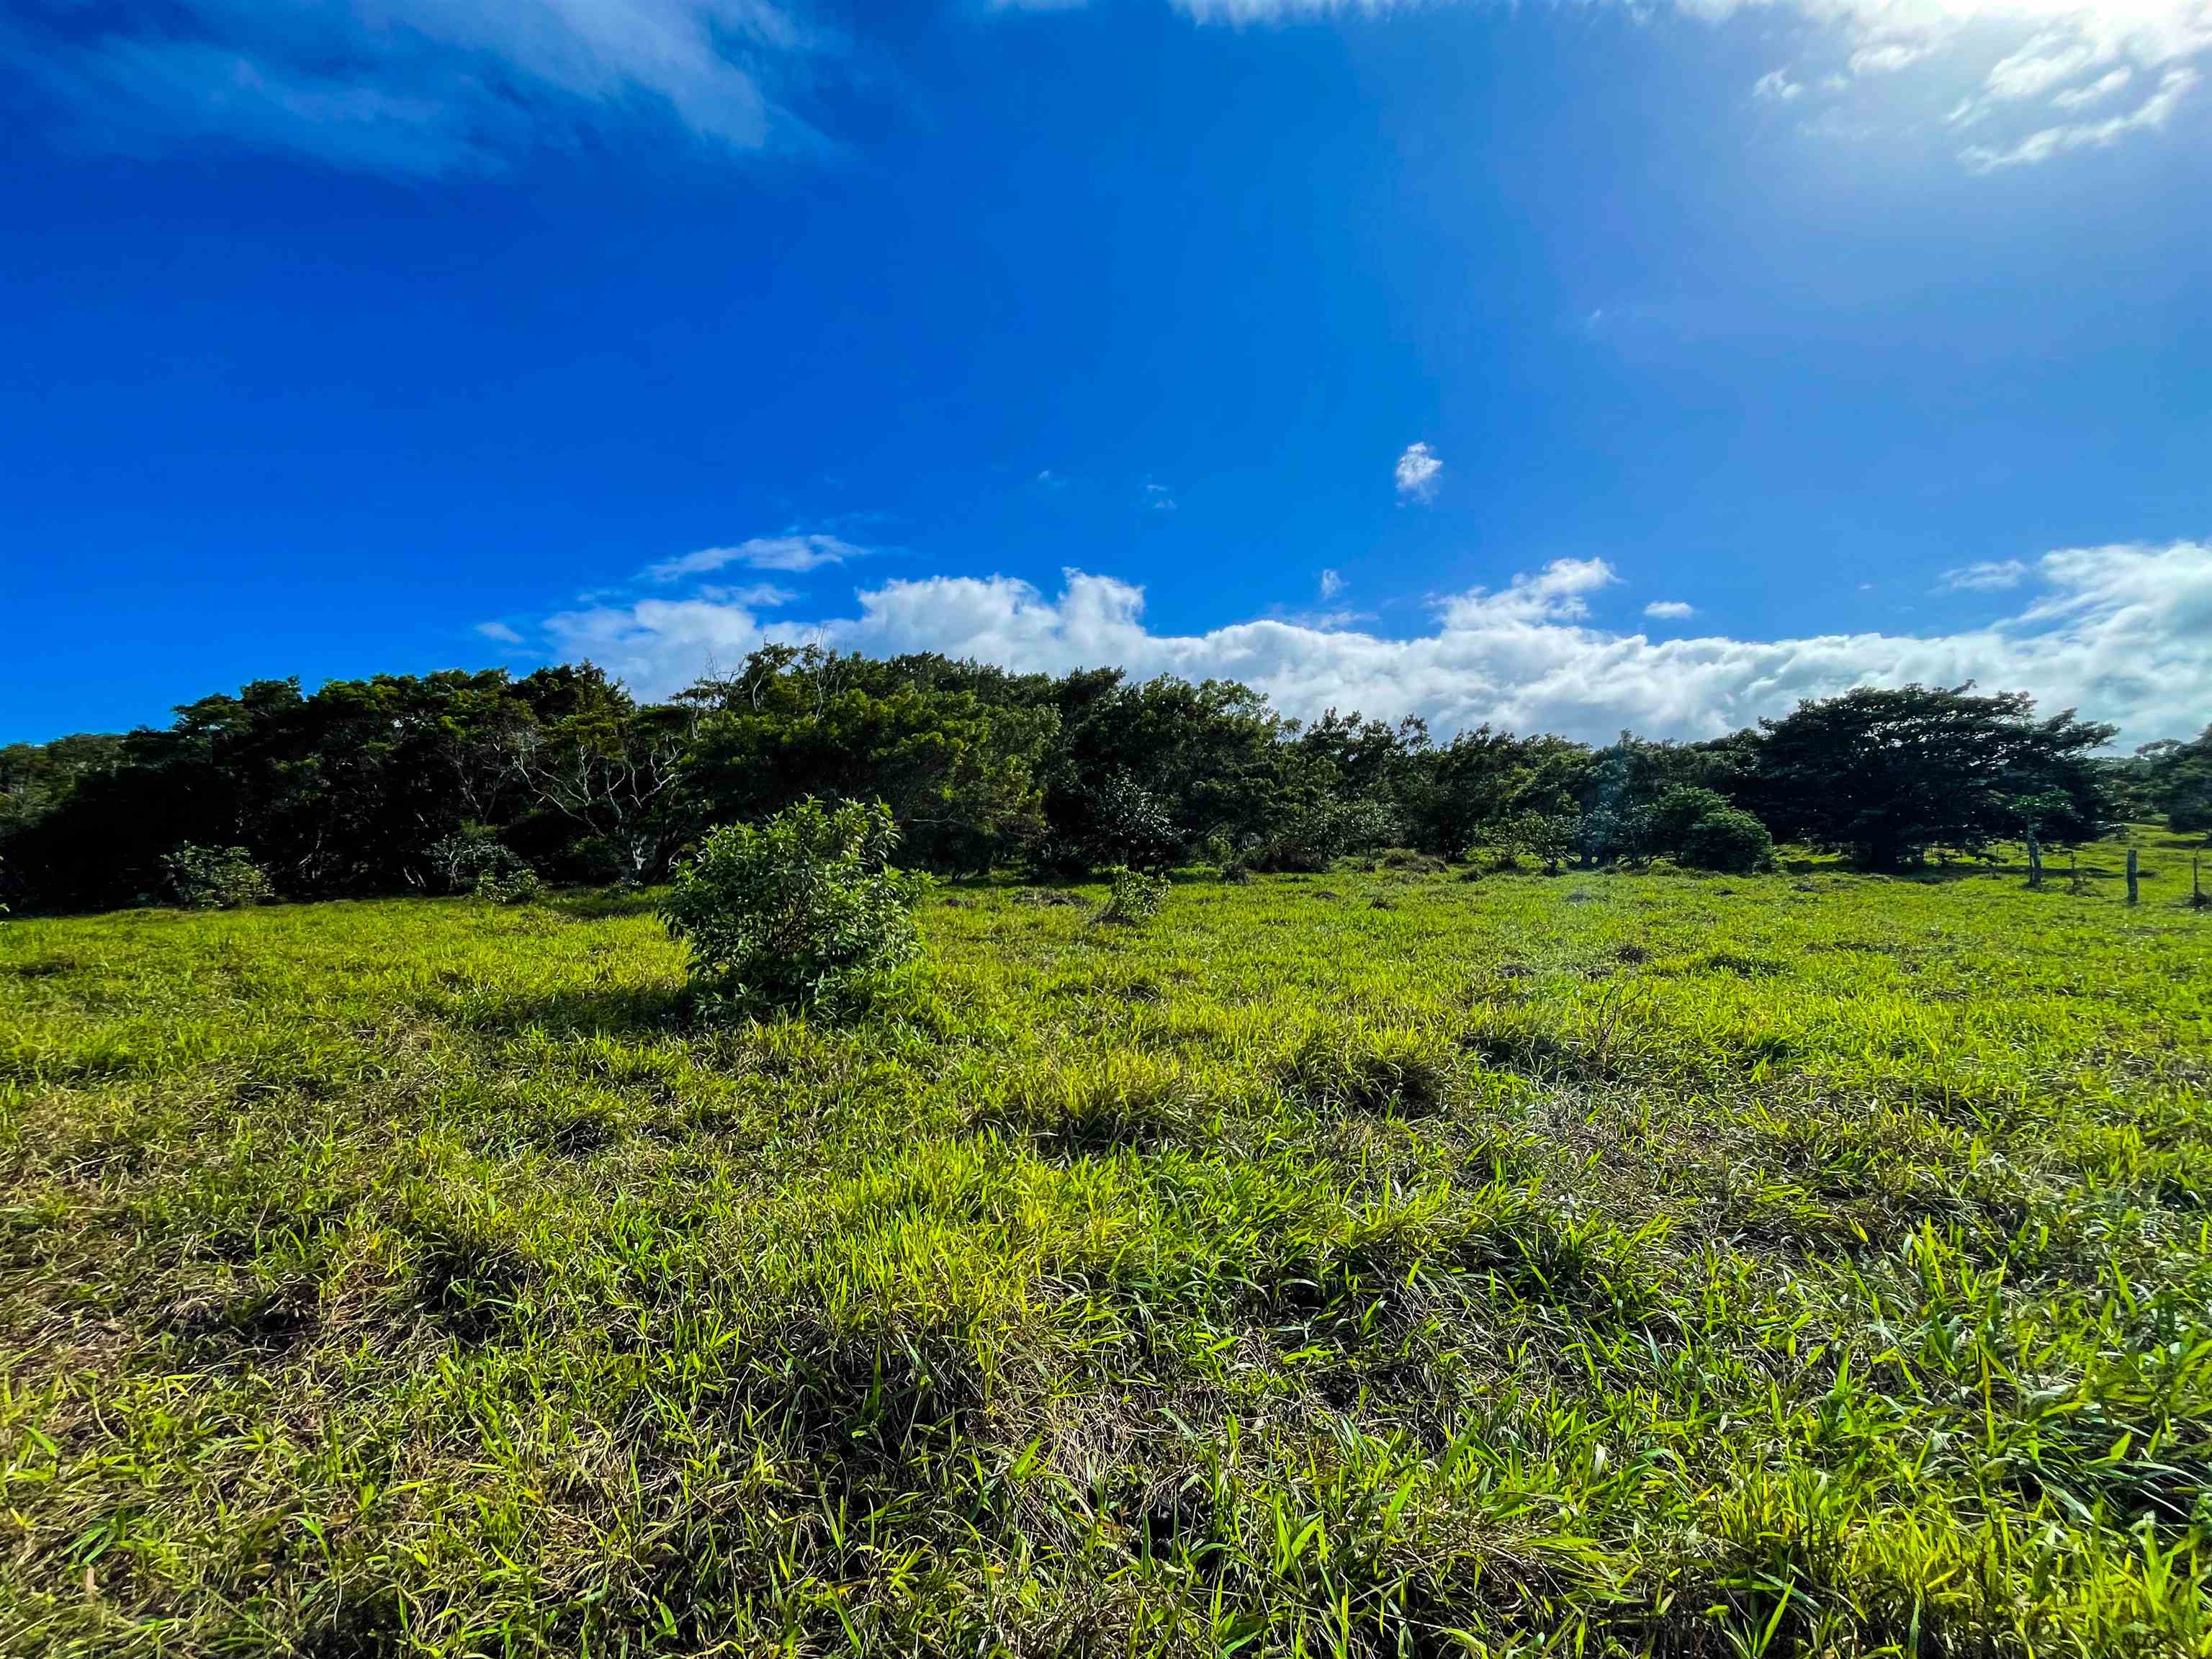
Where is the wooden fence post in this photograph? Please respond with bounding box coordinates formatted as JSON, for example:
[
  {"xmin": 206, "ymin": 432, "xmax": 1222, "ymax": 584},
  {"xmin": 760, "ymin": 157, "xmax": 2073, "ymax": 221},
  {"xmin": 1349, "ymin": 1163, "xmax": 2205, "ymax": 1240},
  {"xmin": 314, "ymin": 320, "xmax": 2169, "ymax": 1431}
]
[
  {"xmin": 2026, "ymin": 830, "xmax": 2041, "ymax": 889},
  {"xmin": 2126, "ymin": 847, "xmax": 2139, "ymax": 906}
]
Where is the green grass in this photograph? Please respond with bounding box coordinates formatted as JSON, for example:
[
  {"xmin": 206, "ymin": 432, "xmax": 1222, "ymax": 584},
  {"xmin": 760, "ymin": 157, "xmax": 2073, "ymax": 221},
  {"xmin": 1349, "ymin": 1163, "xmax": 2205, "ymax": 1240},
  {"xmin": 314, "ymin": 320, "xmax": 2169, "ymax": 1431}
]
[{"xmin": 3, "ymin": 837, "xmax": 2209, "ymax": 1655}]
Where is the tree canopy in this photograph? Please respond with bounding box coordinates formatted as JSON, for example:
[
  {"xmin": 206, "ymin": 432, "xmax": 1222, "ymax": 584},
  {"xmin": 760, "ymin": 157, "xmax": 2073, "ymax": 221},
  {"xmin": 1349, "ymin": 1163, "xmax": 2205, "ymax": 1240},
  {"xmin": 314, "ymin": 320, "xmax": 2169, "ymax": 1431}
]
[{"xmin": 1, "ymin": 653, "xmax": 2191, "ymax": 914}]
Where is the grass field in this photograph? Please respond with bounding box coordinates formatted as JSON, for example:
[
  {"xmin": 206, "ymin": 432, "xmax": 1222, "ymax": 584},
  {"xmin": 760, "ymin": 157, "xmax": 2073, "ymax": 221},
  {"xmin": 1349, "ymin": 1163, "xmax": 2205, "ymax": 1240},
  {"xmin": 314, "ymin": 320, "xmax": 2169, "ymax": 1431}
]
[{"xmin": 4, "ymin": 837, "xmax": 2210, "ymax": 1655}]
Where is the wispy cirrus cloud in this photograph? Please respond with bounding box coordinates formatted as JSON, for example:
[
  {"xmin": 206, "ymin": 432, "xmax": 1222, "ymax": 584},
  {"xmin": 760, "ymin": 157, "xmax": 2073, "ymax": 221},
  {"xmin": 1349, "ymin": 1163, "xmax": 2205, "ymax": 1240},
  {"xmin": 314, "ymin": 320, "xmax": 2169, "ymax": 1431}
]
[
  {"xmin": 1961, "ymin": 64, "xmax": 2199, "ymax": 169},
  {"xmin": 646, "ymin": 534, "xmax": 871, "ymax": 581},
  {"xmin": 2, "ymin": 0, "xmax": 822, "ymax": 174},
  {"xmin": 533, "ymin": 539, "xmax": 2212, "ymax": 747},
  {"xmin": 1939, "ymin": 558, "xmax": 2031, "ymax": 592}
]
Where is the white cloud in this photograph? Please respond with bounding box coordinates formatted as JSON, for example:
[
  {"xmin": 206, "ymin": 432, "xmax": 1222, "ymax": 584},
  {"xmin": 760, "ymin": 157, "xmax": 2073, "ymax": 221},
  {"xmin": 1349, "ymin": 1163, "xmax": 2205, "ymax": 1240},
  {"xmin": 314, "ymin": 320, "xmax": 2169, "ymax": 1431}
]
[
  {"xmin": 475, "ymin": 621, "xmax": 526, "ymax": 644},
  {"xmin": 1849, "ymin": 40, "xmax": 1937, "ymax": 73},
  {"xmin": 1961, "ymin": 64, "xmax": 2198, "ymax": 168},
  {"xmin": 1644, "ymin": 599, "xmax": 1696, "ymax": 619},
  {"xmin": 647, "ymin": 534, "xmax": 868, "ymax": 581},
  {"xmin": 1127, "ymin": 0, "xmax": 2212, "ymax": 172},
  {"xmin": 5, "ymin": 0, "xmax": 815, "ymax": 174},
  {"xmin": 1320, "ymin": 568, "xmax": 1346, "ymax": 599},
  {"xmin": 531, "ymin": 540, "xmax": 2212, "ymax": 746},
  {"xmin": 1393, "ymin": 441, "xmax": 1442, "ymax": 505},
  {"xmin": 1146, "ymin": 482, "xmax": 1178, "ymax": 512},
  {"xmin": 1939, "ymin": 559, "xmax": 2031, "ymax": 591},
  {"xmin": 2053, "ymin": 64, "xmax": 2135, "ymax": 104},
  {"xmin": 696, "ymin": 582, "xmax": 799, "ymax": 607}
]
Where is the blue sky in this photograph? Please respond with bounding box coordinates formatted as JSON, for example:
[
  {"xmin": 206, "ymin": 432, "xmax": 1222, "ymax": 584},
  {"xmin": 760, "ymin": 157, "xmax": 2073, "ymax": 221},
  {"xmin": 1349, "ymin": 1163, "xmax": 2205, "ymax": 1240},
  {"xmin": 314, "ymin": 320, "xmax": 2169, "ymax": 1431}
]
[{"xmin": 4, "ymin": 0, "xmax": 2208, "ymax": 745}]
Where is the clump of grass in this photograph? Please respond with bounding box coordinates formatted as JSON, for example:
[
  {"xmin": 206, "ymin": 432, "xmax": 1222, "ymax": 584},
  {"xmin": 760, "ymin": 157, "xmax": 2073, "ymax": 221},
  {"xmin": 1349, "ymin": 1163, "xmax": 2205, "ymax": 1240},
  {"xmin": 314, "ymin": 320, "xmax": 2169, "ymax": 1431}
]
[
  {"xmin": 1277, "ymin": 1022, "xmax": 1461, "ymax": 1117},
  {"xmin": 988, "ymin": 1051, "xmax": 1208, "ymax": 1150}
]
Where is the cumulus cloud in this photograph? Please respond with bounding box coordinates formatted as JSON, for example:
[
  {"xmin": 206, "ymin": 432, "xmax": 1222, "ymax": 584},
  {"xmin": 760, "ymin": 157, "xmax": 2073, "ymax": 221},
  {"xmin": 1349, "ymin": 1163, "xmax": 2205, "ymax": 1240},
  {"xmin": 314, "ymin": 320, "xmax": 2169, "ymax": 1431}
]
[
  {"xmin": 533, "ymin": 539, "xmax": 2212, "ymax": 747},
  {"xmin": 1320, "ymin": 568, "xmax": 1346, "ymax": 599},
  {"xmin": 1939, "ymin": 559, "xmax": 2031, "ymax": 592},
  {"xmin": 1753, "ymin": 68, "xmax": 1805, "ymax": 99},
  {"xmin": 4, "ymin": 0, "xmax": 815, "ymax": 173},
  {"xmin": 1644, "ymin": 600, "xmax": 1696, "ymax": 619},
  {"xmin": 647, "ymin": 534, "xmax": 868, "ymax": 581},
  {"xmin": 1393, "ymin": 441, "xmax": 1442, "ymax": 505}
]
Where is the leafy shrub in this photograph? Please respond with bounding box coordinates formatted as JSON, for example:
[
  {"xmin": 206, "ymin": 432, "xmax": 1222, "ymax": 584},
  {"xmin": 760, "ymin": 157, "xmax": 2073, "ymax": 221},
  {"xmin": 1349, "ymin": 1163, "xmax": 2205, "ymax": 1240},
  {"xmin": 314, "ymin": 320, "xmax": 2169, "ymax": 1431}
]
[
  {"xmin": 1251, "ymin": 796, "xmax": 1403, "ymax": 873},
  {"xmin": 474, "ymin": 864, "xmax": 543, "ymax": 904},
  {"xmin": 427, "ymin": 827, "xmax": 514, "ymax": 887},
  {"xmin": 1508, "ymin": 811, "xmax": 1583, "ymax": 875},
  {"xmin": 1097, "ymin": 866, "xmax": 1170, "ymax": 925},
  {"xmin": 161, "ymin": 843, "xmax": 273, "ymax": 909},
  {"xmin": 428, "ymin": 829, "xmax": 541, "ymax": 901},
  {"xmin": 1642, "ymin": 786, "xmax": 1730, "ymax": 855},
  {"xmin": 1678, "ymin": 806, "xmax": 1777, "ymax": 873},
  {"xmin": 1084, "ymin": 773, "xmax": 1180, "ymax": 872},
  {"xmin": 659, "ymin": 798, "xmax": 925, "ymax": 1007}
]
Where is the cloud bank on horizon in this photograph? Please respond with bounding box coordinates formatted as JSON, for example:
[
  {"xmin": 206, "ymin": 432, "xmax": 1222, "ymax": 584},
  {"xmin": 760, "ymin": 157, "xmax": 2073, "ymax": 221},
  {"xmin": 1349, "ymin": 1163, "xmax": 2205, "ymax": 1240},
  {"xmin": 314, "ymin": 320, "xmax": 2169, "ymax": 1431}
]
[{"xmin": 526, "ymin": 538, "xmax": 2212, "ymax": 748}]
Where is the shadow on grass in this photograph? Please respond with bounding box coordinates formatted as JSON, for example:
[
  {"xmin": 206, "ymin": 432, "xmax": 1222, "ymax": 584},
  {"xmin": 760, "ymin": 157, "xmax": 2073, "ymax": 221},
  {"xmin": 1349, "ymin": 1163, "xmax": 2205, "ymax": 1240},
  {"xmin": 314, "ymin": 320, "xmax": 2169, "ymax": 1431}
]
[
  {"xmin": 541, "ymin": 886, "xmax": 662, "ymax": 921},
  {"xmin": 462, "ymin": 981, "xmax": 696, "ymax": 1036},
  {"xmin": 1893, "ymin": 859, "xmax": 2166, "ymax": 886}
]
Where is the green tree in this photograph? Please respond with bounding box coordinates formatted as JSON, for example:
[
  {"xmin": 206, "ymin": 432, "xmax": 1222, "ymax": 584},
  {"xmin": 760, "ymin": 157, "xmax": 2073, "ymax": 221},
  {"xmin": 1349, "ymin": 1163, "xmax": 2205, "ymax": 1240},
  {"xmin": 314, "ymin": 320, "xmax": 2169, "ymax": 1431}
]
[
  {"xmin": 1752, "ymin": 684, "xmax": 2115, "ymax": 870},
  {"xmin": 2144, "ymin": 727, "xmax": 2212, "ymax": 833}
]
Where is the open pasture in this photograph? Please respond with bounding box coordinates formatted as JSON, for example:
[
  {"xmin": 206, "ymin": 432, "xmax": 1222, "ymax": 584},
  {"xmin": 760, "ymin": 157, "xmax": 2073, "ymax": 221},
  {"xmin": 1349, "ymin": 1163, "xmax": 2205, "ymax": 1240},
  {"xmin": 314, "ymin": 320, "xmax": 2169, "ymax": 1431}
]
[{"xmin": 3, "ymin": 851, "xmax": 2209, "ymax": 1655}]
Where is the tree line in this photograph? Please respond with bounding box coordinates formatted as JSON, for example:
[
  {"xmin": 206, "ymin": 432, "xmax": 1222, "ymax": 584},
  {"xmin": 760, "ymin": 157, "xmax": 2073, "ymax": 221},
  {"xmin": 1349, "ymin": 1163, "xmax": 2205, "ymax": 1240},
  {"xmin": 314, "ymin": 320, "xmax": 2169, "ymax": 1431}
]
[{"xmin": 3, "ymin": 645, "xmax": 2205, "ymax": 912}]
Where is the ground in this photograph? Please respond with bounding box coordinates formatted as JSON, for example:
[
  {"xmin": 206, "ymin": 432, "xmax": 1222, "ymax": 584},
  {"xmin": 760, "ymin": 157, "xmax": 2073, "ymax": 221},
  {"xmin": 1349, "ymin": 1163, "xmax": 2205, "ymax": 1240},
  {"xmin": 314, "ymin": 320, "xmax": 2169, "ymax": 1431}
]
[{"xmin": 2, "ymin": 835, "xmax": 2209, "ymax": 1655}]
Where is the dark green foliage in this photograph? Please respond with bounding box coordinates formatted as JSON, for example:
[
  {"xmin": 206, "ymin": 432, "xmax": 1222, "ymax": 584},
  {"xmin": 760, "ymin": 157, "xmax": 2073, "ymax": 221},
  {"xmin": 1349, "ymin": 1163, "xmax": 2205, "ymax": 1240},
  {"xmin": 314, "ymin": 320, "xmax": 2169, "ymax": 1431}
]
[
  {"xmin": 472, "ymin": 863, "xmax": 542, "ymax": 904},
  {"xmin": 1753, "ymin": 683, "xmax": 2116, "ymax": 869},
  {"xmin": 426, "ymin": 827, "xmax": 536, "ymax": 896},
  {"xmin": 657, "ymin": 798, "xmax": 925, "ymax": 1007},
  {"xmin": 677, "ymin": 647, "xmax": 1059, "ymax": 876},
  {"xmin": 1507, "ymin": 809, "xmax": 1583, "ymax": 875},
  {"xmin": 2144, "ymin": 726, "xmax": 2212, "ymax": 833},
  {"xmin": 1, "ymin": 647, "xmax": 2152, "ymax": 913},
  {"xmin": 161, "ymin": 842, "xmax": 273, "ymax": 909},
  {"xmin": 1097, "ymin": 865, "xmax": 1171, "ymax": 924},
  {"xmin": 1676, "ymin": 804, "xmax": 1777, "ymax": 873},
  {"xmin": 1248, "ymin": 793, "xmax": 1403, "ymax": 873}
]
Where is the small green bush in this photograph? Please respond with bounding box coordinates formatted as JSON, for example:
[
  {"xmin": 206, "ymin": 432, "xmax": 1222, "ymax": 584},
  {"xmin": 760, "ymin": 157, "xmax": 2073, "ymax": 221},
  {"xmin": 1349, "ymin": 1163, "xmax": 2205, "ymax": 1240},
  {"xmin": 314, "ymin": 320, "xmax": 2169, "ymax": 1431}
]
[
  {"xmin": 475, "ymin": 864, "xmax": 543, "ymax": 904},
  {"xmin": 162, "ymin": 843, "xmax": 274, "ymax": 909},
  {"xmin": 659, "ymin": 798, "xmax": 926, "ymax": 1007},
  {"xmin": 1679, "ymin": 806, "xmax": 1777, "ymax": 873},
  {"xmin": 1097, "ymin": 866, "xmax": 1170, "ymax": 925},
  {"xmin": 427, "ymin": 828, "xmax": 518, "ymax": 889}
]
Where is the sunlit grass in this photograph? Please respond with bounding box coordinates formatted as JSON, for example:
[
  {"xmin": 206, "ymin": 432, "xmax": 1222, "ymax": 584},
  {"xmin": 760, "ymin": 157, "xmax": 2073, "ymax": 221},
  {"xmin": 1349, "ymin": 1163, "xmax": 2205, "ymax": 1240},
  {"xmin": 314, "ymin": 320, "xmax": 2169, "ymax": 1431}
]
[{"xmin": 2, "ymin": 835, "xmax": 2208, "ymax": 1654}]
